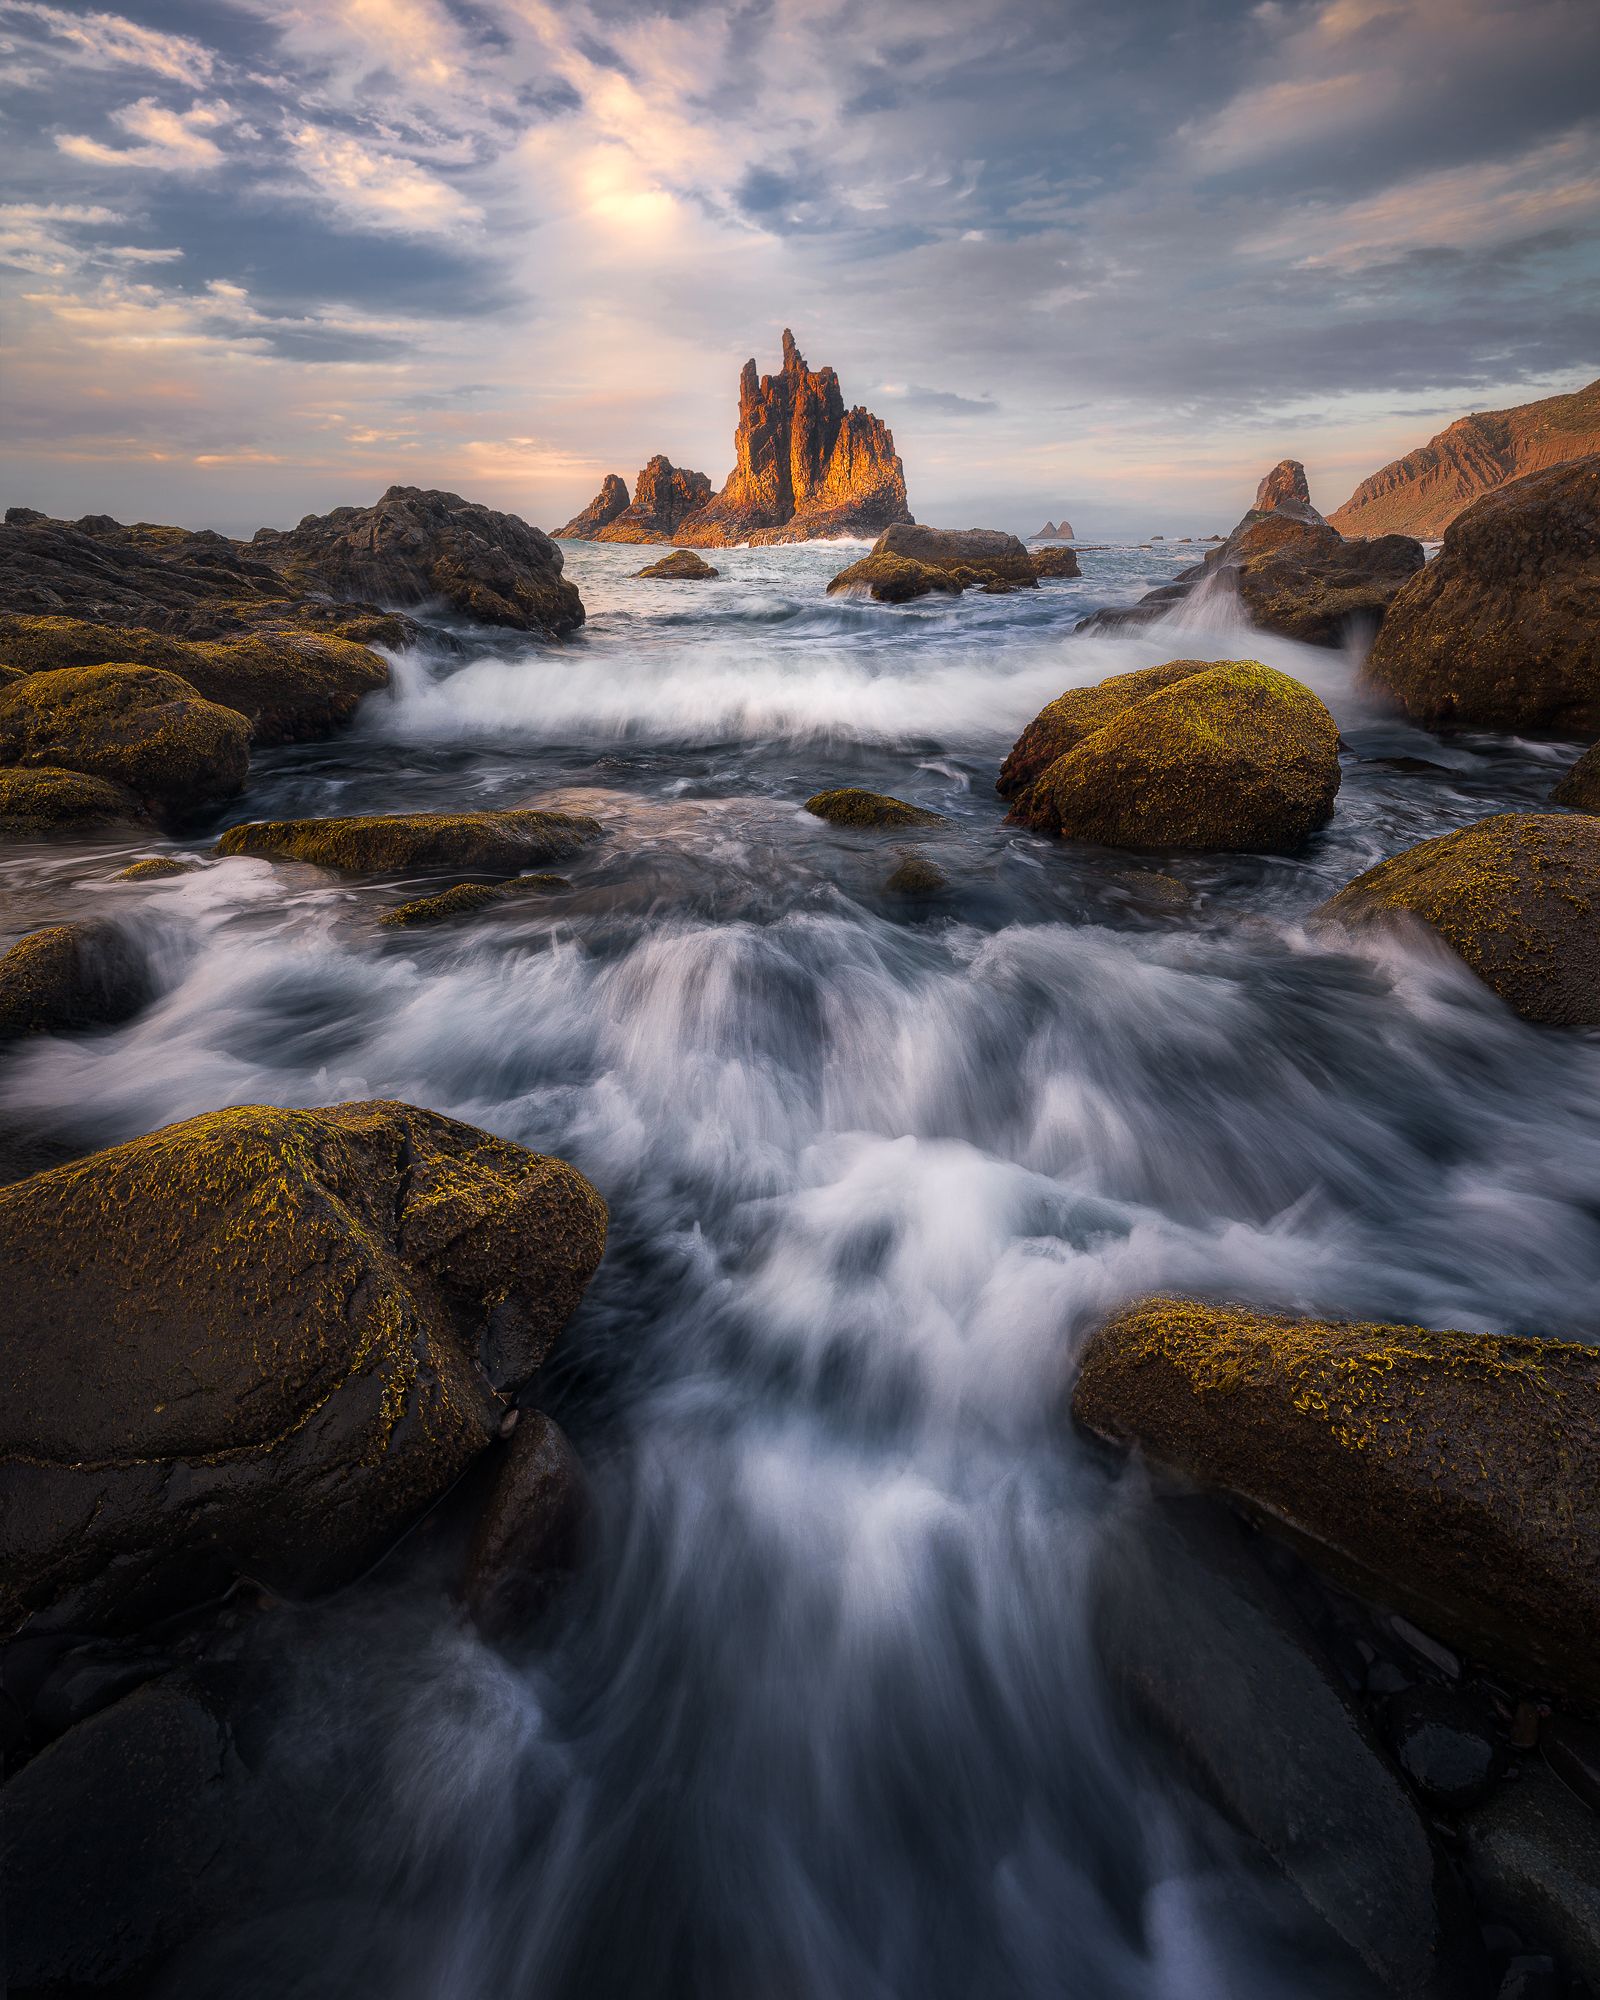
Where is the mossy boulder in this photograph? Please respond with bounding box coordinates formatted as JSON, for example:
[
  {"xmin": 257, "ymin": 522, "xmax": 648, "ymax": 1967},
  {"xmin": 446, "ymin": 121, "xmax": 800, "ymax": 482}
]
[
  {"xmin": 885, "ymin": 853, "xmax": 948, "ymax": 896},
  {"xmin": 997, "ymin": 658, "xmax": 1212, "ymax": 799},
  {"xmin": 216, "ymin": 807, "xmax": 601, "ymax": 874},
  {"xmin": 378, "ymin": 876, "xmax": 570, "ymax": 927},
  {"xmin": 635, "ymin": 549, "xmax": 719, "ymax": 580},
  {"xmin": 0, "ymin": 615, "xmax": 388, "ymax": 744},
  {"xmin": 1004, "ymin": 659, "xmax": 1340, "ymax": 852},
  {"xmin": 0, "ymin": 765, "xmax": 148, "ymax": 838},
  {"xmin": 1551, "ymin": 742, "xmax": 1600, "ymax": 811},
  {"xmin": 872, "ymin": 523, "xmax": 1038, "ymax": 588},
  {"xmin": 826, "ymin": 551, "xmax": 963, "ymax": 602},
  {"xmin": 1073, "ymin": 1297, "xmax": 1600, "ymax": 1709},
  {"xmin": 1317, "ymin": 811, "xmax": 1600, "ymax": 1025},
  {"xmin": 114, "ymin": 856, "xmax": 198, "ymax": 881},
  {"xmin": 804, "ymin": 788, "xmax": 946, "ymax": 829},
  {"xmin": 0, "ymin": 664, "xmax": 249, "ymax": 820},
  {"xmin": 0, "ymin": 1099, "xmax": 608, "ymax": 1632},
  {"xmin": 1362, "ymin": 455, "xmax": 1600, "ymax": 732},
  {"xmin": 0, "ymin": 921, "xmax": 153, "ymax": 1043},
  {"xmin": 1029, "ymin": 545, "xmax": 1082, "ymax": 579}
]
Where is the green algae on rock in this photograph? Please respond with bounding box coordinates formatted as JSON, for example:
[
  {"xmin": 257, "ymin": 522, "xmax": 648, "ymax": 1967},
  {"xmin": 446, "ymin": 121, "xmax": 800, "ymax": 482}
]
[
  {"xmin": 1004, "ymin": 659, "xmax": 1340, "ymax": 853},
  {"xmin": 379, "ymin": 876, "xmax": 571, "ymax": 927},
  {"xmin": 0, "ymin": 1098, "xmax": 608, "ymax": 1632},
  {"xmin": 1317, "ymin": 811, "xmax": 1600, "ymax": 1026},
  {"xmin": 635, "ymin": 549, "xmax": 720, "ymax": 580},
  {"xmin": 0, "ymin": 921, "xmax": 153, "ymax": 1043},
  {"xmin": 0, "ymin": 663, "xmax": 250, "ymax": 820},
  {"xmin": 1029, "ymin": 545, "xmax": 1082, "ymax": 579},
  {"xmin": 804, "ymin": 788, "xmax": 946, "ymax": 830},
  {"xmin": 0, "ymin": 765, "xmax": 149, "ymax": 838},
  {"xmin": 825, "ymin": 551, "xmax": 963, "ymax": 603},
  {"xmin": 113, "ymin": 856, "xmax": 199, "ymax": 882},
  {"xmin": 1073, "ymin": 1296, "xmax": 1600, "ymax": 1710},
  {"xmin": 216, "ymin": 807, "xmax": 601, "ymax": 874},
  {"xmin": 997, "ymin": 659, "xmax": 1213, "ymax": 800},
  {"xmin": 884, "ymin": 853, "xmax": 948, "ymax": 896}
]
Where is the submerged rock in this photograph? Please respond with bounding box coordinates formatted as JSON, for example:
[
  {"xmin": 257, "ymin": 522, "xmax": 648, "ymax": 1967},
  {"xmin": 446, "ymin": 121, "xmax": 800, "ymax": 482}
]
[
  {"xmin": 1384, "ymin": 1688, "xmax": 1505, "ymax": 1810},
  {"xmin": 804, "ymin": 788, "xmax": 945, "ymax": 829},
  {"xmin": 598, "ymin": 458, "xmax": 715, "ymax": 543},
  {"xmin": 0, "ymin": 1099, "xmax": 608, "ymax": 1632},
  {"xmin": 0, "ymin": 663, "xmax": 250, "ymax": 821},
  {"xmin": 0, "ymin": 920, "xmax": 153, "ymax": 1043},
  {"xmin": 1029, "ymin": 544, "xmax": 1082, "ymax": 579},
  {"xmin": 378, "ymin": 875, "xmax": 570, "ymax": 927},
  {"xmin": 1002, "ymin": 659, "xmax": 1340, "ymax": 853},
  {"xmin": 1317, "ymin": 812, "xmax": 1600, "ymax": 1026},
  {"xmin": 1361, "ymin": 456, "xmax": 1600, "ymax": 733},
  {"xmin": 885, "ymin": 852, "xmax": 948, "ymax": 896},
  {"xmin": 114, "ymin": 856, "xmax": 199, "ymax": 881},
  {"xmin": 556, "ymin": 472, "xmax": 630, "ymax": 539},
  {"xmin": 217, "ymin": 807, "xmax": 601, "ymax": 874},
  {"xmin": 0, "ymin": 764, "xmax": 148, "ymax": 837},
  {"xmin": 635, "ymin": 548, "xmax": 720, "ymax": 580},
  {"xmin": 462, "ymin": 1411, "xmax": 588, "ymax": 1643},
  {"xmin": 1073, "ymin": 1297, "xmax": 1600, "ymax": 1709},
  {"xmin": 1465, "ymin": 1764, "xmax": 1600, "ymax": 1989}
]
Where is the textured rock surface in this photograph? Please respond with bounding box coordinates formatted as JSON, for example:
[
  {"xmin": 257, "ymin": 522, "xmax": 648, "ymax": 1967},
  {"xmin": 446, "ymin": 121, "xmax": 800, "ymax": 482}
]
[
  {"xmin": 826, "ymin": 550, "xmax": 963, "ymax": 601},
  {"xmin": 1074, "ymin": 1297, "xmax": 1600, "ymax": 1708},
  {"xmin": 871, "ymin": 522, "xmax": 1036, "ymax": 587},
  {"xmin": 635, "ymin": 548, "xmax": 719, "ymax": 580},
  {"xmin": 0, "ymin": 1099, "xmax": 608, "ymax": 1631},
  {"xmin": 1464, "ymin": 1764, "xmax": 1600, "ymax": 1988},
  {"xmin": 1254, "ymin": 458, "xmax": 1327, "ymax": 524},
  {"xmin": 252, "ymin": 486, "xmax": 584, "ymax": 638},
  {"xmin": 804, "ymin": 788, "xmax": 945, "ymax": 829},
  {"xmin": 1030, "ymin": 545, "xmax": 1082, "ymax": 579},
  {"xmin": 0, "ymin": 920, "xmax": 153, "ymax": 1043},
  {"xmin": 1361, "ymin": 457, "xmax": 1600, "ymax": 733},
  {"xmin": 1551, "ymin": 742, "xmax": 1600, "ymax": 810},
  {"xmin": 217, "ymin": 807, "xmax": 601, "ymax": 874},
  {"xmin": 1004, "ymin": 660, "xmax": 1340, "ymax": 853},
  {"xmin": 884, "ymin": 853, "xmax": 948, "ymax": 896},
  {"xmin": 378, "ymin": 876, "xmax": 569, "ymax": 927},
  {"xmin": 462, "ymin": 1411, "xmax": 588, "ymax": 1642},
  {"xmin": 998, "ymin": 659, "xmax": 1210, "ymax": 800},
  {"xmin": 555, "ymin": 472, "xmax": 629, "ymax": 539},
  {"xmin": 672, "ymin": 331, "xmax": 911, "ymax": 546},
  {"xmin": 0, "ymin": 764, "xmax": 148, "ymax": 837},
  {"xmin": 1317, "ymin": 811, "xmax": 1600, "ymax": 1025},
  {"xmin": 1032, "ymin": 520, "xmax": 1076, "ymax": 540},
  {"xmin": 1332, "ymin": 376, "xmax": 1600, "ymax": 539},
  {"xmin": 596, "ymin": 457, "xmax": 714, "ymax": 543}
]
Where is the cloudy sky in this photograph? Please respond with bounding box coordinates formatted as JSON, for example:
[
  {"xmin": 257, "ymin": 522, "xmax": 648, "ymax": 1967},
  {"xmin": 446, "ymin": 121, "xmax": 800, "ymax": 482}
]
[{"xmin": 2, "ymin": 0, "xmax": 1597, "ymax": 538}]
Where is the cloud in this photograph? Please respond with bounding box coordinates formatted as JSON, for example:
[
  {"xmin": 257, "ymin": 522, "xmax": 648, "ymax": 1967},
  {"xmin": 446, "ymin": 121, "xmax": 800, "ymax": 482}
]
[
  {"xmin": 0, "ymin": 2, "xmax": 216, "ymax": 87},
  {"xmin": 284, "ymin": 121, "xmax": 483, "ymax": 235},
  {"xmin": 57, "ymin": 98, "xmax": 232, "ymax": 173}
]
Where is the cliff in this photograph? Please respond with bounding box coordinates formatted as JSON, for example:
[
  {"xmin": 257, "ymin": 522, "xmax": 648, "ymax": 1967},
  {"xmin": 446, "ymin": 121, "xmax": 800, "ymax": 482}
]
[
  {"xmin": 556, "ymin": 475, "xmax": 628, "ymax": 539},
  {"xmin": 1330, "ymin": 377, "xmax": 1600, "ymax": 540},
  {"xmin": 596, "ymin": 457, "xmax": 713, "ymax": 543}
]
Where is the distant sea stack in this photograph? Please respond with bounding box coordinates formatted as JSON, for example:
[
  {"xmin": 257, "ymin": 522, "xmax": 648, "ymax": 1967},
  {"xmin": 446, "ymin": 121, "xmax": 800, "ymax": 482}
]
[
  {"xmin": 1330, "ymin": 376, "xmax": 1600, "ymax": 540},
  {"xmin": 1033, "ymin": 520, "xmax": 1076, "ymax": 540},
  {"xmin": 558, "ymin": 331, "xmax": 911, "ymax": 548}
]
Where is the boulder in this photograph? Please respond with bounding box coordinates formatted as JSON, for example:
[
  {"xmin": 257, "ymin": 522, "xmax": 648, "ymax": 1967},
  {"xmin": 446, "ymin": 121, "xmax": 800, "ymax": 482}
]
[
  {"xmin": 0, "ymin": 764, "xmax": 149, "ymax": 837},
  {"xmin": 1384, "ymin": 1687, "xmax": 1504, "ymax": 1810},
  {"xmin": 1464, "ymin": 1765, "xmax": 1600, "ymax": 1989},
  {"xmin": 0, "ymin": 920, "xmax": 153, "ymax": 1043},
  {"xmin": 1029, "ymin": 545, "xmax": 1082, "ymax": 579},
  {"xmin": 825, "ymin": 551, "xmax": 963, "ymax": 602},
  {"xmin": 869, "ymin": 522, "xmax": 1037, "ymax": 588},
  {"xmin": 0, "ymin": 663, "xmax": 250, "ymax": 820},
  {"xmin": 216, "ymin": 807, "xmax": 601, "ymax": 874},
  {"xmin": 0, "ymin": 1099, "xmax": 608, "ymax": 1631},
  {"xmin": 635, "ymin": 549, "xmax": 720, "ymax": 580},
  {"xmin": 1073, "ymin": 1297, "xmax": 1600, "ymax": 1709},
  {"xmin": 1003, "ymin": 659, "xmax": 1340, "ymax": 852},
  {"xmin": 0, "ymin": 614, "xmax": 389, "ymax": 744},
  {"xmin": 114, "ymin": 856, "xmax": 199, "ymax": 881},
  {"xmin": 804, "ymin": 788, "xmax": 945, "ymax": 829},
  {"xmin": 461, "ymin": 1411, "xmax": 588, "ymax": 1643},
  {"xmin": 884, "ymin": 853, "xmax": 948, "ymax": 896},
  {"xmin": 378, "ymin": 876, "xmax": 570, "ymax": 927},
  {"xmin": 1551, "ymin": 744, "xmax": 1600, "ymax": 810},
  {"xmin": 556, "ymin": 472, "xmax": 630, "ymax": 539},
  {"xmin": 597, "ymin": 457, "xmax": 715, "ymax": 543},
  {"xmin": 1316, "ymin": 812, "xmax": 1600, "ymax": 1026},
  {"xmin": 250, "ymin": 486, "xmax": 585, "ymax": 639},
  {"xmin": 997, "ymin": 658, "xmax": 1210, "ymax": 799},
  {"xmin": 1361, "ymin": 456, "xmax": 1600, "ymax": 732}
]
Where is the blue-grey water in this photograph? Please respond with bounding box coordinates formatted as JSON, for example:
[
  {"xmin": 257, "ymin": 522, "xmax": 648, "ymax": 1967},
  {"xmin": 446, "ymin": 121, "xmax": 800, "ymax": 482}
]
[{"xmin": 3, "ymin": 540, "xmax": 1596, "ymax": 1998}]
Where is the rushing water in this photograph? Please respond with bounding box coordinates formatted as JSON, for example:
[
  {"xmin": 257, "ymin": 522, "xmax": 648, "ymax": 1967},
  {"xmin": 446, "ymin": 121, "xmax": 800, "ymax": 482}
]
[{"xmin": 4, "ymin": 540, "xmax": 1598, "ymax": 1997}]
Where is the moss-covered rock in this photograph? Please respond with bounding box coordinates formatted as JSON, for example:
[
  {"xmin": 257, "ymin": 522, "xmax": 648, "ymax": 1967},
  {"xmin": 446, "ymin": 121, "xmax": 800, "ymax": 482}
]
[
  {"xmin": 873, "ymin": 523, "xmax": 1038, "ymax": 588},
  {"xmin": 1073, "ymin": 1297, "xmax": 1600, "ymax": 1709},
  {"xmin": 216, "ymin": 807, "xmax": 601, "ymax": 874},
  {"xmin": 826, "ymin": 551, "xmax": 964, "ymax": 602},
  {"xmin": 997, "ymin": 659, "xmax": 1213, "ymax": 799},
  {"xmin": 635, "ymin": 549, "xmax": 719, "ymax": 580},
  {"xmin": 804, "ymin": 788, "xmax": 946, "ymax": 829},
  {"xmin": 0, "ymin": 922, "xmax": 153, "ymax": 1043},
  {"xmin": 1551, "ymin": 742, "xmax": 1600, "ymax": 811},
  {"xmin": 113, "ymin": 856, "xmax": 198, "ymax": 881},
  {"xmin": 884, "ymin": 853, "xmax": 948, "ymax": 896},
  {"xmin": 0, "ymin": 1098, "xmax": 608, "ymax": 1632},
  {"xmin": 1029, "ymin": 545, "xmax": 1082, "ymax": 579},
  {"xmin": 0, "ymin": 664, "xmax": 249, "ymax": 820},
  {"xmin": 1006, "ymin": 659, "xmax": 1340, "ymax": 852},
  {"xmin": 0, "ymin": 615, "xmax": 388, "ymax": 744},
  {"xmin": 0, "ymin": 765, "xmax": 148, "ymax": 838},
  {"xmin": 1317, "ymin": 811, "xmax": 1600, "ymax": 1025},
  {"xmin": 378, "ymin": 876, "xmax": 571, "ymax": 927}
]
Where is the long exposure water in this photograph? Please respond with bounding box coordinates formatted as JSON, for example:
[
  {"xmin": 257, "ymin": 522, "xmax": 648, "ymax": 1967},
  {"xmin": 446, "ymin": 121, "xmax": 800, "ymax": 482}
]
[{"xmin": 4, "ymin": 540, "xmax": 1598, "ymax": 1997}]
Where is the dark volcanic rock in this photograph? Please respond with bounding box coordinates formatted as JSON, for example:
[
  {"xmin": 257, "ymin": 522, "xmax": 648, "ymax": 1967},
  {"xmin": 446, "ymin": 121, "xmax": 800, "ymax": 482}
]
[
  {"xmin": 0, "ymin": 920, "xmax": 153, "ymax": 1043},
  {"xmin": 1317, "ymin": 811, "xmax": 1600, "ymax": 1026},
  {"xmin": 462, "ymin": 1411, "xmax": 588, "ymax": 1642},
  {"xmin": 0, "ymin": 1098, "xmax": 608, "ymax": 1632},
  {"xmin": 217, "ymin": 806, "xmax": 601, "ymax": 874},
  {"xmin": 674, "ymin": 330, "xmax": 912, "ymax": 546},
  {"xmin": 1361, "ymin": 456, "xmax": 1600, "ymax": 733},
  {"xmin": 804, "ymin": 788, "xmax": 945, "ymax": 829},
  {"xmin": 1073, "ymin": 1296, "xmax": 1600, "ymax": 1709},
  {"xmin": 635, "ymin": 548, "xmax": 720, "ymax": 579},
  {"xmin": 252, "ymin": 485, "xmax": 584, "ymax": 638},
  {"xmin": 556, "ymin": 472, "xmax": 630, "ymax": 539},
  {"xmin": 598, "ymin": 457, "xmax": 715, "ymax": 543}
]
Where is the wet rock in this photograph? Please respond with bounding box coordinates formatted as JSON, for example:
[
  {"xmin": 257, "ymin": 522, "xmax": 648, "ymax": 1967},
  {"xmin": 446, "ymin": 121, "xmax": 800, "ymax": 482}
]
[
  {"xmin": 1003, "ymin": 659, "xmax": 1340, "ymax": 852},
  {"xmin": 556, "ymin": 471, "xmax": 630, "ymax": 539},
  {"xmin": 885, "ymin": 853, "xmax": 948, "ymax": 896},
  {"xmin": 1073, "ymin": 1298, "xmax": 1600, "ymax": 1709},
  {"xmin": 804, "ymin": 788, "xmax": 946, "ymax": 829},
  {"xmin": 997, "ymin": 658, "xmax": 1212, "ymax": 800},
  {"xmin": 1094, "ymin": 1495, "xmax": 1476, "ymax": 1997},
  {"xmin": 1362, "ymin": 456, "xmax": 1600, "ymax": 733},
  {"xmin": 251, "ymin": 485, "xmax": 585, "ymax": 639},
  {"xmin": 597, "ymin": 457, "xmax": 715, "ymax": 543},
  {"xmin": 153, "ymin": 1899, "xmax": 416, "ymax": 2000},
  {"xmin": 1029, "ymin": 544, "xmax": 1082, "ymax": 579},
  {"xmin": 1543, "ymin": 1715, "xmax": 1600, "ymax": 1816},
  {"xmin": 0, "ymin": 1674, "xmax": 248, "ymax": 1990},
  {"xmin": 1465, "ymin": 1764, "xmax": 1600, "ymax": 1989},
  {"xmin": 868, "ymin": 522, "xmax": 1038, "ymax": 588},
  {"xmin": 0, "ymin": 763, "xmax": 149, "ymax": 837},
  {"xmin": 1316, "ymin": 812, "xmax": 1600, "ymax": 1026},
  {"xmin": 825, "ymin": 550, "xmax": 963, "ymax": 602},
  {"xmin": 0, "ymin": 919, "xmax": 154, "ymax": 1043},
  {"xmin": 462, "ymin": 1411, "xmax": 588, "ymax": 1643},
  {"xmin": 0, "ymin": 662, "xmax": 250, "ymax": 821},
  {"xmin": 1495, "ymin": 1955, "xmax": 1560, "ymax": 2000},
  {"xmin": 0, "ymin": 1098, "xmax": 607, "ymax": 1631},
  {"xmin": 1255, "ymin": 457, "xmax": 1328, "ymax": 525},
  {"xmin": 216, "ymin": 806, "xmax": 601, "ymax": 874},
  {"xmin": 1385, "ymin": 1687, "xmax": 1505, "ymax": 1809},
  {"xmin": 29, "ymin": 1638, "xmax": 171, "ymax": 1741},
  {"xmin": 115, "ymin": 855, "xmax": 199, "ymax": 880},
  {"xmin": 636, "ymin": 548, "xmax": 720, "ymax": 580},
  {"xmin": 1550, "ymin": 743, "xmax": 1600, "ymax": 811},
  {"xmin": 378, "ymin": 875, "xmax": 570, "ymax": 927}
]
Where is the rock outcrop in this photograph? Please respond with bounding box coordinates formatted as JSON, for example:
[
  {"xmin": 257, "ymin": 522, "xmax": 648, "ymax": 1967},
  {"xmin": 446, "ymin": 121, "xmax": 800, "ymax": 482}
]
[
  {"xmin": 0, "ymin": 921, "xmax": 153, "ymax": 1043},
  {"xmin": 217, "ymin": 806, "xmax": 601, "ymax": 874},
  {"xmin": 828, "ymin": 523, "xmax": 1037, "ymax": 599},
  {"xmin": 461, "ymin": 1411, "xmax": 588, "ymax": 1643},
  {"xmin": 0, "ymin": 1099, "xmax": 607, "ymax": 1632},
  {"xmin": 0, "ymin": 766, "xmax": 148, "ymax": 838},
  {"xmin": 1316, "ymin": 811, "xmax": 1600, "ymax": 1026},
  {"xmin": 1073, "ymin": 1296, "xmax": 1600, "ymax": 1709},
  {"xmin": 1331, "ymin": 375, "xmax": 1600, "ymax": 540},
  {"xmin": 1032, "ymin": 520, "xmax": 1076, "ymax": 540},
  {"xmin": 1029, "ymin": 545, "xmax": 1082, "ymax": 579},
  {"xmin": 1552, "ymin": 743, "xmax": 1600, "ymax": 811},
  {"xmin": 596, "ymin": 458, "xmax": 714, "ymax": 543},
  {"xmin": 556, "ymin": 473, "xmax": 629, "ymax": 539},
  {"xmin": 635, "ymin": 549, "xmax": 719, "ymax": 580},
  {"xmin": 378, "ymin": 876, "xmax": 569, "ymax": 927},
  {"xmin": 1360, "ymin": 456, "xmax": 1600, "ymax": 734},
  {"xmin": 803, "ymin": 788, "xmax": 945, "ymax": 829},
  {"xmin": 1253, "ymin": 458, "xmax": 1327, "ymax": 524},
  {"xmin": 251, "ymin": 486, "xmax": 584, "ymax": 638},
  {"xmin": 1001, "ymin": 658, "xmax": 1341, "ymax": 853}
]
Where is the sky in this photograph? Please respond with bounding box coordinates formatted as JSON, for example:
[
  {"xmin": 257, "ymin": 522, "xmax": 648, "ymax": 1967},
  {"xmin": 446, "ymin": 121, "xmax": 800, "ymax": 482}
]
[{"xmin": 1, "ymin": 0, "xmax": 1597, "ymax": 540}]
